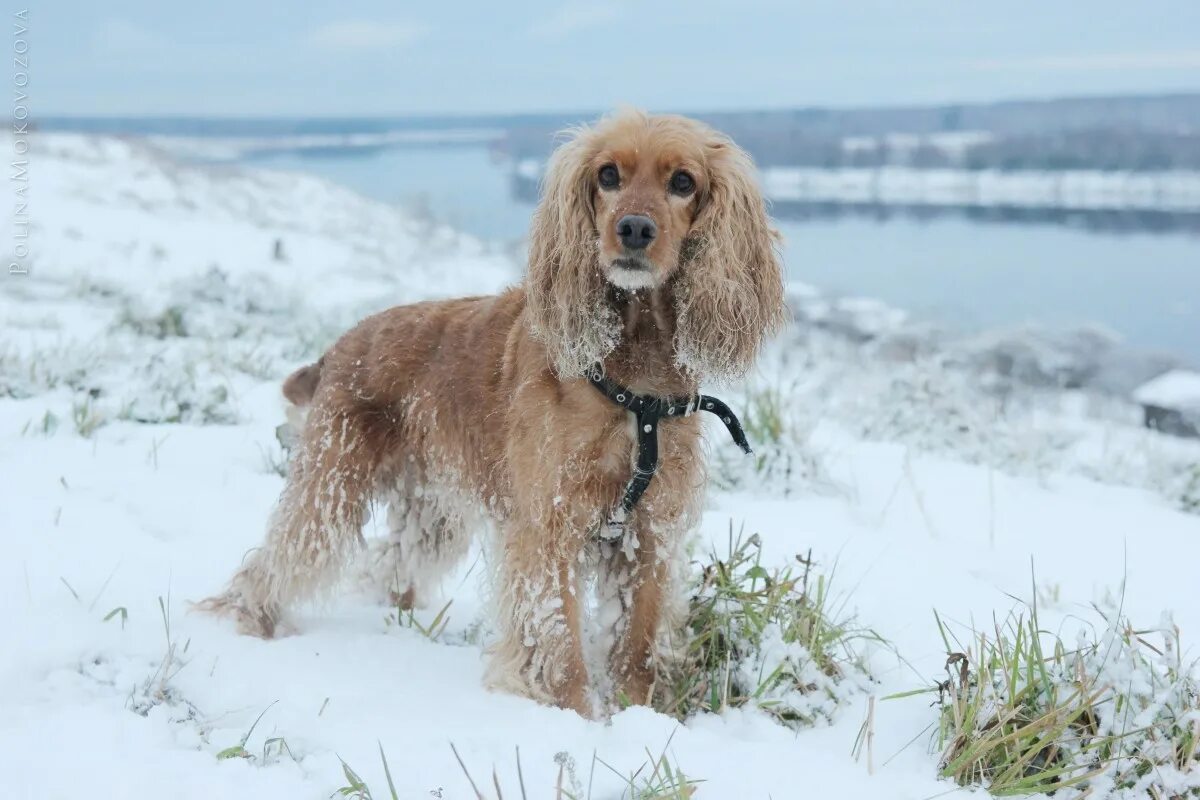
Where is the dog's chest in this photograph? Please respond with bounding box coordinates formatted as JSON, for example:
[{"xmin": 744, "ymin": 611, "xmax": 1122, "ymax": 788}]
[{"xmin": 588, "ymin": 406, "xmax": 701, "ymax": 491}]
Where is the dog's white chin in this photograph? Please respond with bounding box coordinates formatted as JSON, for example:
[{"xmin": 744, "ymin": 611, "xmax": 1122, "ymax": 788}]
[{"xmin": 605, "ymin": 266, "xmax": 660, "ymax": 291}]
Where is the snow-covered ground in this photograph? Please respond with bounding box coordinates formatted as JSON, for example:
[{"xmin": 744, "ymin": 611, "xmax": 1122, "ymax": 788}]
[
  {"xmin": 761, "ymin": 166, "xmax": 1200, "ymax": 212},
  {"xmin": 3, "ymin": 134, "xmax": 1198, "ymax": 799}
]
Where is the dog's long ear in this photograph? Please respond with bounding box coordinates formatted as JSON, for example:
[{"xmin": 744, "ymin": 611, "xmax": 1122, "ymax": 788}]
[
  {"xmin": 526, "ymin": 130, "xmax": 618, "ymax": 377},
  {"xmin": 674, "ymin": 134, "xmax": 787, "ymax": 384}
]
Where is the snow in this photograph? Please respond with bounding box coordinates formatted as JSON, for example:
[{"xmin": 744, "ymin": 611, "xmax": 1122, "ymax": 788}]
[
  {"xmin": 1134, "ymin": 369, "xmax": 1200, "ymax": 410},
  {"xmin": 3, "ymin": 133, "xmax": 1199, "ymax": 799},
  {"xmin": 762, "ymin": 165, "xmax": 1200, "ymax": 212}
]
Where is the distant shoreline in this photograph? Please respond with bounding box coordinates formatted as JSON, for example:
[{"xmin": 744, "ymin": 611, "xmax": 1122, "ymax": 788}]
[{"xmin": 32, "ymin": 90, "xmax": 1200, "ymax": 136}]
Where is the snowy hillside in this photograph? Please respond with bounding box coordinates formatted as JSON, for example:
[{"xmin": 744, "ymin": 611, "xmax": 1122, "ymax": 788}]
[{"xmin": 3, "ymin": 134, "xmax": 1198, "ymax": 799}]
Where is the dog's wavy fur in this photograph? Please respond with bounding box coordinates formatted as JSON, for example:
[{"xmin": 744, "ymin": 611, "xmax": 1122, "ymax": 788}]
[{"xmin": 197, "ymin": 110, "xmax": 785, "ymax": 716}]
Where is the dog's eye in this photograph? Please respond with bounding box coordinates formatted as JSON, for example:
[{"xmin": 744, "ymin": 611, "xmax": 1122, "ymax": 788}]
[
  {"xmin": 598, "ymin": 164, "xmax": 620, "ymax": 190},
  {"xmin": 669, "ymin": 170, "xmax": 695, "ymax": 195}
]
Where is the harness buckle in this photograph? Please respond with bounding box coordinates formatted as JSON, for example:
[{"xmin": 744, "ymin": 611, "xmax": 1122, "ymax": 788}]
[{"xmin": 599, "ymin": 507, "xmax": 628, "ymax": 541}]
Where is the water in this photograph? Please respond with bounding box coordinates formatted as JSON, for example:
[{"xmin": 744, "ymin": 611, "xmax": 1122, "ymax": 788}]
[
  {"xmin": 247, "ymin": 146, "xmax": 529, "ymax": 242},
  {"xmin": 245, "ymin": 145, "xmax": 1200, "ymax": 365},
  {"xmin": 779, "ymin": 217, "xmax": 1199, "ymax": 364}
]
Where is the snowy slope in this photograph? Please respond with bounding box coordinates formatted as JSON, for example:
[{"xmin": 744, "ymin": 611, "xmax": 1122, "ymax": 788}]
[{"xmin": 3, "ymin": 134, "xmax": 1198, "ymax": 800}]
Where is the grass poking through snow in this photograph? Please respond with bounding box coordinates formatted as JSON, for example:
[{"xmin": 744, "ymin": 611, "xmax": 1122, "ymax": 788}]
[
  {"xmin": 654, "ymin": 525, "xmax": 878, "ymax": 728},
  {"xmin": 215, "ymin": 701, "xmax": 286, "ymax": 763},
  {"xmin": 438, "ymin": 733, "xmax": 699, "ymax": 800},
  {"xmin": 711, "ymin": 382, "xmax": 835, "ymax": 499},
  {"xmin": 603, "ymin": 748, "xmax": 699, "ymax": 799},
  {"xmin": 919, "ymin": 598, "xmax": 1200, "ymax": 798},
  {"xmin": 335, "ymin": 743, "xmax": 401, "ymax": 800}
]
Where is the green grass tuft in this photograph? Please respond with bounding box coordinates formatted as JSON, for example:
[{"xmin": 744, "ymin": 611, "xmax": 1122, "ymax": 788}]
[
  {"xmin": 72, "ymin": 395, "xmax": 106, "ymax": 437},
  {"xmin": 653, "ymin": 524, "xmax": 879, "ymax": 728},
  {"xmin": 115, "ymin": 303, "xmax": 188, "ymax": 339},
  {"xmin": 711, "ymin": 382, "xmax": 833, "ymax": 498},
  {"xmin": 924, "ymin": 600, "xmax": 1200, "ymax": 798},
  {"xmin": 624, "ymin": 751, "xmax": 699, "ymax": 799},
  {"xmin": 385, "ymin": 597, "xmax": 454, "ymax": 642}
]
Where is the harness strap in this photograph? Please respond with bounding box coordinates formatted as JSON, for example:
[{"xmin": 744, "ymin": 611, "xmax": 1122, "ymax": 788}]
[{"xmin": 586, "ymin": 366, "xmax": 752, "ymax": 539}]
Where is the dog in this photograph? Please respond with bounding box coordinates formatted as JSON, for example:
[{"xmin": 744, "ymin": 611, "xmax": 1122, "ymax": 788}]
[{"xmin": 198, "ymin": 109, "xmax": 785, "ymax": 717}]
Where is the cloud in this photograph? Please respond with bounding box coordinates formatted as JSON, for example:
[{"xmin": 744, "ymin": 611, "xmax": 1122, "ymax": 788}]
[
  {"xmin": 529, "ymin": 3, "xmax": 621, "ymax": 38},
  {"xmin": 307, "ymin": 20, "xmax": 428, "ymax": 52},
  {"xmin": 969, "ymin": 50, "xmax": 1200, "ymax": 72}
]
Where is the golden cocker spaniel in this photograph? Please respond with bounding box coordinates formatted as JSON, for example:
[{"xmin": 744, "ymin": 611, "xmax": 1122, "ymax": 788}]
[{"xmin": 199, "ymin": 109, "xmax": 786, "ymax": 717}]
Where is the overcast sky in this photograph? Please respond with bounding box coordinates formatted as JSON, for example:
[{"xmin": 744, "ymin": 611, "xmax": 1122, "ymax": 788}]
[{"xmin": 32, "ymin": 0, "xmax": 1200, "ymax": 117}]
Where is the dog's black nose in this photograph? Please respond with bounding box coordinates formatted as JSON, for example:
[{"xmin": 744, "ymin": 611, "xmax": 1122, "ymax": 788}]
[{"xmin": 616, "ymin": 214, "xmax": 656, "ymax": 250}]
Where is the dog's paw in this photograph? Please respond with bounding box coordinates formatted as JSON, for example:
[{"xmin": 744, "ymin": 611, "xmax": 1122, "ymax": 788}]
[
  {"xmin": 191, "ymin": 591, "xmax": 282, "ymax": 639},
  {"xmin": 387, "ymin": 586, "xmax": 418, "ymax": 611}
]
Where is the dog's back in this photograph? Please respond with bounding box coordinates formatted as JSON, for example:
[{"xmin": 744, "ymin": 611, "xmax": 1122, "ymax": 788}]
[{"xmin": 276, "ymin": 291, "xmax": 527, "ymax": 484}]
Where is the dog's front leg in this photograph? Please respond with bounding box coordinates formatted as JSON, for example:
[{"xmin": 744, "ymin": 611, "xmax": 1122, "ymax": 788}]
[
  {"xmin": 486, "ymin": 514, "xmax": 591, "ymax": 717},
  {"xmin": 603, "ymin": 529, "xmax": 672, "ymax": 708}
]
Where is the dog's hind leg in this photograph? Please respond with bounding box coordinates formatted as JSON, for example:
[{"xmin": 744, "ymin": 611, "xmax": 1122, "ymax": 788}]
[
  {"xmin": 196, "ymin": 403, "xmax": 392, "ymax": 637},
  {"xmin": 364, "ymin": 482, "xmax": 473, "ymax": 611}
]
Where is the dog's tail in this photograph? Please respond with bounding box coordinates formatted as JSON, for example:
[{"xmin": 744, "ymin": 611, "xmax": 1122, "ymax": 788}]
[
  {"xmin": 276, "ymin": 359, "xmax": 323, "ymax": 452},
  {"xmin": 282, "ymin": 358, "xmax": 322, "ymax": 407}
]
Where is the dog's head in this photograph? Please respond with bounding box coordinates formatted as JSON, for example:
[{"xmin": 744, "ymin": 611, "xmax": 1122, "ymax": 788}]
[{"xmin": 527, "ymin": 109, "xmax": 786, "ymax": 383}]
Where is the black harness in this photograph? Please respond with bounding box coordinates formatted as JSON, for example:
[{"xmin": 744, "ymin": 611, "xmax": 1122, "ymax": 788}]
[{"xmin": 586, "ymin": 365, "xmax": 752, "ymax": 539}]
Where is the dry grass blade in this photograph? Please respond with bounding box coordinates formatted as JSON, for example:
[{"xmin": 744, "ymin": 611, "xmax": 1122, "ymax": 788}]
[
  {"xmin": 450, "ymin": 741, "xmax": 486, "ymax": 800},
  {"xmin": 379, "ymin": 742, "xmax": 399, "ymax": 800},
  {"xmin": 515, "ymin": 746, "xmax": 528, "ymax": 800},
  {"xmin": 849, "ymin": 694, "xmax": 877, "ymax": 774}
]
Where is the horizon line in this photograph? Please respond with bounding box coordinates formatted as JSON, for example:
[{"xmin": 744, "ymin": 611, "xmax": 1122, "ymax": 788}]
[{"xmin": 33, "ymin": 89, "xmax": 1200, "ymax": 123}]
